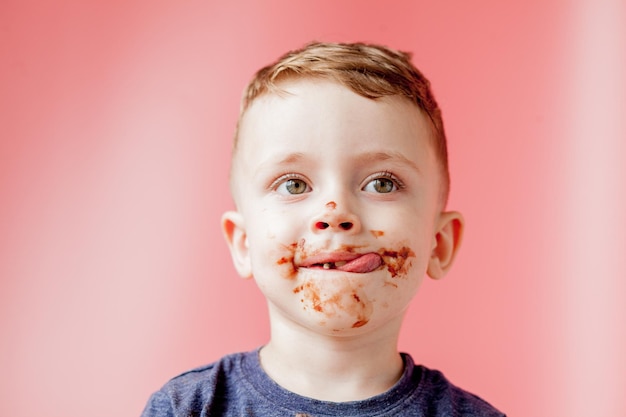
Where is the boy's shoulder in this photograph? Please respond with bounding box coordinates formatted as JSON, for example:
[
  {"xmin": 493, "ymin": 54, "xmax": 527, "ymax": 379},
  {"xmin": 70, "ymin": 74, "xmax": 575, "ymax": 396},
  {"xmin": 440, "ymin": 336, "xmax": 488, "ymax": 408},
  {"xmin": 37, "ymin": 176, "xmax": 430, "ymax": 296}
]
[
  {"xmin": 418, "ymin": 366, "xmax": 505, "ymax": 417},
  {"xmin": 140, "ymin": 350, "xmax": 249, "ymax": 417},
  {"xmin": 142, "ymin": 349, "xmax": 505, "ymax": 417}
]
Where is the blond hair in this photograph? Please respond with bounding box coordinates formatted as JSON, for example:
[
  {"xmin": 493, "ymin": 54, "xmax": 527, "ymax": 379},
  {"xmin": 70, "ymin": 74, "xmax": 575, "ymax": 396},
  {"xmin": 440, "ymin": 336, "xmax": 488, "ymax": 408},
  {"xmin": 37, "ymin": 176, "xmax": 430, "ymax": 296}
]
[{"xmin": 235, "ymin": 41, "xmax": 450, "ymax": 204}]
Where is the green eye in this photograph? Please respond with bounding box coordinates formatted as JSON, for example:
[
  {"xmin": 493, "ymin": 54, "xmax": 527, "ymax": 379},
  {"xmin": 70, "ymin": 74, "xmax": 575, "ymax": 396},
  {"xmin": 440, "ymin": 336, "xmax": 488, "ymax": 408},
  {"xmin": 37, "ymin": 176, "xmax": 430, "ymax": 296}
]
[
  {"xmin": 364, "ymin": 178, "xmax": 397, "ymax": 193},
  {"xmin": 272, "ymin": 174, "xmax": 311, "ymax": 196},
  {"xmin": 281, "ymin": 178, "xmax": 309, "ymax": 195}
]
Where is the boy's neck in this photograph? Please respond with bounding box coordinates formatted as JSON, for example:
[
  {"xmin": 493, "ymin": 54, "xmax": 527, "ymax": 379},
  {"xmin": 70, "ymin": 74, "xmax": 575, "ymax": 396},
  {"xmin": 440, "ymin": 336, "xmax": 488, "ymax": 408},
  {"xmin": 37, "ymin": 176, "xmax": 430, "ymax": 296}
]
[{"xmin": 259, "ymin": 308, "xmax": 405, "ymax": 402}]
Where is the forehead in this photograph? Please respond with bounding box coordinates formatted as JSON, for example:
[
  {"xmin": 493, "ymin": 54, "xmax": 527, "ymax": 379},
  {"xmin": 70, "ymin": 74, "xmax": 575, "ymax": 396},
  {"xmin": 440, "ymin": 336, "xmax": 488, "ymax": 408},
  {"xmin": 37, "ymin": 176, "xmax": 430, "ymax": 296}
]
[{"xmin": 236, "ymin": 79, "xmax": 433, "ymax": 157}]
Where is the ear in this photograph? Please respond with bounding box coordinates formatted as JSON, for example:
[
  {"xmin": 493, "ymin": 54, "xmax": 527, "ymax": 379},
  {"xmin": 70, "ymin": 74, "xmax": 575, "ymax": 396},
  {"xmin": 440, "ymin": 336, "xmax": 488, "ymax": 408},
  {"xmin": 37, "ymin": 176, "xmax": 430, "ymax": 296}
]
[
  {"xmin": 221, "ymin": 210, "xmax": 252, "ymax": 279},
  {"xmin": 427, "ymin": 211, "xmax": 464, "ymax": 280}
]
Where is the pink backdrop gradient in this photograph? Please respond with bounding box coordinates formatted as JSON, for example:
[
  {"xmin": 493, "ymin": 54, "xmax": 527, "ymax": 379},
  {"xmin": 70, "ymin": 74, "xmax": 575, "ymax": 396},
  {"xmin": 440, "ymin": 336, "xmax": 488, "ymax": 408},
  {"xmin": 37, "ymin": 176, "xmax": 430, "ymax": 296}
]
[{"xmin": 1, "ymin": 1, "xmax": 625, "ymax": 416}]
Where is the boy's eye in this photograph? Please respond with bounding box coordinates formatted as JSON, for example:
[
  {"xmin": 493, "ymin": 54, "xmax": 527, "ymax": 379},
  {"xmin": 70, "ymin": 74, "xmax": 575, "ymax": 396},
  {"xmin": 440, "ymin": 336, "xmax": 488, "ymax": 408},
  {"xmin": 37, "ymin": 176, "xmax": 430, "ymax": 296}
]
[
  {"xmin": 366, "ymin": 178, "xmax": 396, "ymax": 193},
  {"xmin": 362, "ymin": 173, "xmax": 402, "ymax": 194},
  {"xmin": 276, "ymin": 178, "xmax": 310, "ymax": 195}
]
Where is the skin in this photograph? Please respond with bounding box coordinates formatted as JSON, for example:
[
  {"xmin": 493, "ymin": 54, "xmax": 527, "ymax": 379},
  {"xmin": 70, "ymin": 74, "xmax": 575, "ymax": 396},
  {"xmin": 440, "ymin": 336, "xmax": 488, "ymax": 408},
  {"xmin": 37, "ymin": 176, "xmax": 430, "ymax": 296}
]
[{"xmin": 222, "ymin": 79, "xmax": 464, "ymax": 402}]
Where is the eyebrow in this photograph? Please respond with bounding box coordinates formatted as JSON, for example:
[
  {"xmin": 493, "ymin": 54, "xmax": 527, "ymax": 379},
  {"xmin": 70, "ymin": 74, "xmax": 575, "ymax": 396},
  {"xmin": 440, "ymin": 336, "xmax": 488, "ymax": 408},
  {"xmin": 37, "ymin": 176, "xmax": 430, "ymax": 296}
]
[
  {"xmin": 275, "ymin": 152, "xmax": 306, "ymax": 165},
  {"xmin": 354, "ymin": 151, "xmax": 421, "ymax": 174},
  {"xmin": 254, "ymin": 151, "xmax": 421, "ymax": 175},
  {"xmin": 254, "ymin": 152, "xmax": 306, "ymax": 176}
]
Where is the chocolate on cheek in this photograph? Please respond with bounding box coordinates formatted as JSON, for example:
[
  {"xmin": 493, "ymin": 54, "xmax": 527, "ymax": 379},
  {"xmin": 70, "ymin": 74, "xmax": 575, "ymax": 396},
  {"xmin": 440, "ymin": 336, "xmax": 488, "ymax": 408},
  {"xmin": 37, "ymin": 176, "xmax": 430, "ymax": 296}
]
[
  {"xmin": 275, "ymin": 239, "xmax": 306, "ymax": 280},
  {"xmin": 379, "ymin": 246, "xmax": 415, "ymax": 278},
  {"xmin": 350, "ymin": 292, "xmax": 370, "ymax": 328},
  {"xmin": 293, "ymin": 282, "xmax": 323, "ymax": 312},
  {"xmin": 276, "ymin": 255, "xmax": 297, "ymax": 279},
  {"xmin": 294, "ymin": 280, "xmax": 373, "ymax": 329}
]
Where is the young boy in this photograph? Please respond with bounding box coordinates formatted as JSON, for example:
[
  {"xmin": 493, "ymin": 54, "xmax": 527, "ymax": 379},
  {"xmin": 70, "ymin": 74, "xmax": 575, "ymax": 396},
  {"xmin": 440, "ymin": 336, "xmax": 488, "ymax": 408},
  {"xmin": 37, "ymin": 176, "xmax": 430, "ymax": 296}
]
[{"xmin": 141, "ymin": 42, "xmax": 505, "ymax": 416}]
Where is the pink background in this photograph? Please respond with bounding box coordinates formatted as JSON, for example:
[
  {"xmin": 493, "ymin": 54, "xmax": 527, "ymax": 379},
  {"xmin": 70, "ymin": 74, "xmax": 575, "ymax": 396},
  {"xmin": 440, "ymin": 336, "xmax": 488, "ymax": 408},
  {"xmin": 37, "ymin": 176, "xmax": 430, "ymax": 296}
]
[{"xmin": 1, "ymin": 1, "xmax": 625, "ymax": 416}]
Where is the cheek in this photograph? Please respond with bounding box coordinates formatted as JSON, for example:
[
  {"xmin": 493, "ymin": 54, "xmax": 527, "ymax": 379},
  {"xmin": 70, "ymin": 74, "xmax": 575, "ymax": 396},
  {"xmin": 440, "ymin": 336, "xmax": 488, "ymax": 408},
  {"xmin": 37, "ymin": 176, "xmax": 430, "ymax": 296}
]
[
  {"xmin": 250, "ymin": 205, "xmax": 301, "ymax": 239},
  {"xmin": 247, "ymin": 206, "xmax": 308, "ymax": 273},
  {"xmin": 272, "ymin": 239, "xmax": 305, "ymax": 280},
  {"xmin": 249, "ymin": 229, "xmax": 304, "ymax": 281},
  {"xmin": 367, "ymin": 212, "xmax": 436, "ymax": 277}
]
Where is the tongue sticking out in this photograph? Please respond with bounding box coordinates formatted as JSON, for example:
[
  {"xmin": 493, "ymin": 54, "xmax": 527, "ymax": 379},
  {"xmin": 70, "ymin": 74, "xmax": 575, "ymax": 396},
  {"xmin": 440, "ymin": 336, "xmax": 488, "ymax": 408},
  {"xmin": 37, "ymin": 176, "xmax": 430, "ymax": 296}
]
[{"xmin": 337, "ymin": 253, "xmax": 383, "ymax": 273}]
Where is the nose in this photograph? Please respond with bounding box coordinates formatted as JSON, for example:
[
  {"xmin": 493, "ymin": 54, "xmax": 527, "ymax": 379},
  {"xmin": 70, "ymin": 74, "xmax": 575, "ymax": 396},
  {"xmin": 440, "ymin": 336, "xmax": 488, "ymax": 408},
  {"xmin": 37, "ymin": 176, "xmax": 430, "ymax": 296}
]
[
  {"xmin": 311, "ymin": 201, "xmax": 361, "ymax": 234},
  {"xmin": 315, "ymin": 221, "xmax": 354, "ymax": 231}
]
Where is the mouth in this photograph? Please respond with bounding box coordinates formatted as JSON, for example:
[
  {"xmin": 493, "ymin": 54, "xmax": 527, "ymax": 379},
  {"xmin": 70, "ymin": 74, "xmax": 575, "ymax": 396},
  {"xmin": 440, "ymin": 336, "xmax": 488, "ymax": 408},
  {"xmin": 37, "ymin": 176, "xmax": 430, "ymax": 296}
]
[
  {"xmin": 315, "ymin": 261, "xmax": 348, "ymax": 269},
  {"xmin": 301, "ymin": 252, "xmax": 383, "ymax": 274}
]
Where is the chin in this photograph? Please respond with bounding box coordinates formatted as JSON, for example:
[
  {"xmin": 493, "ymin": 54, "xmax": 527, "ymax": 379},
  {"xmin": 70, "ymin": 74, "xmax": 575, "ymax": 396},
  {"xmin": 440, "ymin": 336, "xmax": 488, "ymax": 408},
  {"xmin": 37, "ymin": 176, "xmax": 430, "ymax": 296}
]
[{"xmin": 297, "ymin": 311, "xmax": 390, "ymax": 337}]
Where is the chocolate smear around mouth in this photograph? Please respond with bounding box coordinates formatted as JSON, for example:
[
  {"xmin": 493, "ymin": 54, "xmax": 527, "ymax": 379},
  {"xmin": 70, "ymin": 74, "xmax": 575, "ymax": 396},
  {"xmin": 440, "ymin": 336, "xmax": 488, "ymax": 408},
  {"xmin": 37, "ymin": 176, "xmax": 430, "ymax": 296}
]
[
  {"xmin": 380, "ymin": 246, "xmax": 415, "ymax": 278},
  {"xmin": 276, "ymin": 239, "xmax": 305, "ymax": 280}
]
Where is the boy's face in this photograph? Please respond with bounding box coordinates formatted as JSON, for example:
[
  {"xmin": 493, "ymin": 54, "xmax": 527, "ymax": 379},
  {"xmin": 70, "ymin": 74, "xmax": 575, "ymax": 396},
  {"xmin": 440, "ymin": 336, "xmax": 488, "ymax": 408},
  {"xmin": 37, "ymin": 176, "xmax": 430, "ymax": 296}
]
[{"xmin": 224, "ymin": 79, "xmax": 462, "ymax": 335}]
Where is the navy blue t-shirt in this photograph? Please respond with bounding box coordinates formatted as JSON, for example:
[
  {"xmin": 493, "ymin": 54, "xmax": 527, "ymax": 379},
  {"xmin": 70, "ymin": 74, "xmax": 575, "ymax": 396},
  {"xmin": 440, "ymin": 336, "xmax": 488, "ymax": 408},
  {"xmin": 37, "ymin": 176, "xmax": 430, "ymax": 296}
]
[{"xmin": 141, "ymin": 349, "xmax": 504, "ymax": 416}]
